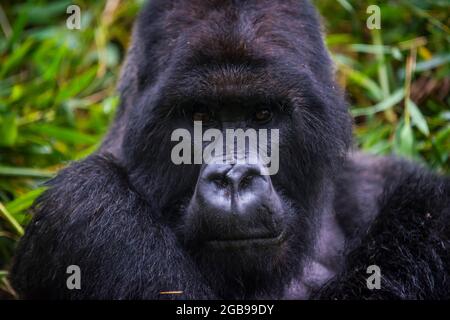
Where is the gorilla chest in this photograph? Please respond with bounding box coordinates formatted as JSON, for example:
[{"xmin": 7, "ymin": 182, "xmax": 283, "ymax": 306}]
[
  {"xmin": 285, "ymin": 209, "xmax": 346, "ymax": 299},
  {"xmin": 284, "ymin": 261, "xmax": 338, "ymax": 299}
]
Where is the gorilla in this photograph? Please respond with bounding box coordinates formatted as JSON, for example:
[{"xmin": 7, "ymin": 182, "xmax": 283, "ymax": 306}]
[{"xmin": 10, "ymin": 0, "xmax": 450, "ymax": 299}]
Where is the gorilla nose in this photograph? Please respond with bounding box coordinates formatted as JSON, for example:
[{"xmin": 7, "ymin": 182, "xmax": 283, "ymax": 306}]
[
  {"xmin": 209, "ymin": 164, "xmax": 267, "ymax": 190},
  {"xmin": 199, "ymin": 164, "xmax": 271, "ymax": 215},
  {"xmin": 187, "ymin": 163, "xmax": 284, "ymax": 243}
]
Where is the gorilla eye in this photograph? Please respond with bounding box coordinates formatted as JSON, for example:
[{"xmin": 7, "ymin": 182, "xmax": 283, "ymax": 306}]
[
  {"xmin": 254, "ymin": 109, "xmax": 272, "ymax": 123},
  {"xmin": 192, "ymin": 111, "xmax": 211, "ymax": 123}
]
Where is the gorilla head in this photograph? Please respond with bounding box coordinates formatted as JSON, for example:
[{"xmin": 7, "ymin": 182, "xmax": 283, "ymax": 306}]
[{"xmin": 101, "ymin": 0, "xmax": 352, "ymax": 298}]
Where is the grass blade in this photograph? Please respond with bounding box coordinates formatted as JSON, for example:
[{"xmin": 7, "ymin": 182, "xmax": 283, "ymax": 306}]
[
  {"xmin": 0, "ymin": 166, "xmax": 54, "ymax": 178},
  {"xmin": 352, "ymin": 89, "xmax": 405, "ymax": 117},
  {"xmin": 5, "ymin": 187, "xmax": 46, "ymax": 215},
  {"xmin": 0, "ymin": 202, "xmax": 24, "ymax": 236},
  {"xmin": 407, "ymin": 99, "xmax": 430, "ymax": 136}
]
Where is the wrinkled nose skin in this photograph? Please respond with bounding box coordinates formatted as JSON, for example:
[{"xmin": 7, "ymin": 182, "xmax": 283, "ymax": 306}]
[{"xmin": 185, "ymin": 163, "xmax": 285, "ymax": 246}]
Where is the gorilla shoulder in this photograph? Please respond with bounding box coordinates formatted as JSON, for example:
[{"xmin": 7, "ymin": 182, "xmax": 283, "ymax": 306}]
[{"xmin": 335, "ymin": 152, "xmax": 450, "ymax": 239}]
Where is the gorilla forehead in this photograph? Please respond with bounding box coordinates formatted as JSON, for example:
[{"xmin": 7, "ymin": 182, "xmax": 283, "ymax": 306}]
[{"xmin": 132, "ymin": 0, "xmax": 333, "ymax": 90}]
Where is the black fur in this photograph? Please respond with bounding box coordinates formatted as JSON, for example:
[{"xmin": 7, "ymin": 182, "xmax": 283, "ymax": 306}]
[
  {"xmin": 321, "ymin": 156, "xmax": 450, "ymax": 299},
  {"xmin": 10, "ymin": 0, "xmax": 450, "ymax": 299}
]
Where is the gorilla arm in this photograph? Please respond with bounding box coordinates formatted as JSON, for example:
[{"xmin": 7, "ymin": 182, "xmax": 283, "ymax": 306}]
[
  {"xmin": 10, "ymin": 154, "xmax": 215, "ymax": 299},
  {"xmin": 316, "ymin": 157, "xmax": 450, "ymax": 299}
]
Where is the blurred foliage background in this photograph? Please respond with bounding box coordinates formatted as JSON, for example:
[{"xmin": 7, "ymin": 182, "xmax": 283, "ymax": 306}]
[{"xmin": 0, "ymin": 0, "xmax": 448, "ymax": 298}]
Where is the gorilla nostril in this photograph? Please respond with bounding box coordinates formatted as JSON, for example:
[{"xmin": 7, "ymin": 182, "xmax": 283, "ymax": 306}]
[
  {"xmin": 239, "ymin": 175, "xmax": 254, "ymax": 189},
  {"xmin": 212, "ymin": 177, "xmax": 228, "ymax": 189},
  {"xmin": 227, "ymin": 165, "xmax": 262, "ymax": 185},
  {"xmin": 201, "ymin": 164, "xmax": 269, "ymax": 193}
]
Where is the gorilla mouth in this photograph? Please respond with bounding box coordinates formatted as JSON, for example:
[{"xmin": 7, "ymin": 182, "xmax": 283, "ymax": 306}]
[{"xmin": 204, "ymin": 231, "xmax": 286, "ymax": 248}]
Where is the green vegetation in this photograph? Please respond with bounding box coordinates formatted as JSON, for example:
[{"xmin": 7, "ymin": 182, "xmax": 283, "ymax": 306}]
[{"xmin": 0, "ymin": 0, "xmax": 448, "ymax": 298}]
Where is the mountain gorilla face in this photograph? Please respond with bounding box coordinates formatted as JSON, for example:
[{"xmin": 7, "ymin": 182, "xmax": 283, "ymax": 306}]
[{"xmin": 117, "ymin": 0, "xmax": 352, "ymax": 296}]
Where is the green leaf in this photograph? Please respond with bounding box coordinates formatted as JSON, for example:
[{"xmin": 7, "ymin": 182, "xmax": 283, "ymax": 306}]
[
  {"xmin": 74, "ymin": 143, "xmax": 100, "ymax": 160},
  {"xmin": 0, "ymin": 39, "xmax": 33, "ymax": 77},
  {"xmin": 344, "ymin": 67, "xmax": 383, "ymax": 101},
  {"xmin": 435, "ymin": 124, "xmax": 450, "ymax": 146},
  {"xmin": 0, "ymin": 113, "xmax": 18, "ymax": 146},
  {"xmin": 366, "ymin": 141, "xmax": 391, "ymax": 155},
  {"xmin": 415, "ymin": 54, "xmax": 450, "ymax": 72},
  {"xmin": 349, "ymin": 44, "xmax": 392, "ymax": 55},
  {"xmin": 372, "ymin": 29, "xmax": 390, "ymax": 99},
  {"xmin": 352, "ymin": 89, "xmax": 405, "ymax": 117},
  {"xmin": 394, "ymin": 120, "xmax": 415, "ymax": 158},
  {"xmin": 28, "ymin": 124, "xmax": 99, "ymax": 145},
  {"xmin": 391, "ymin": 48, "xmax": 403, "ymax": 60},
  {"xmin": 55, "ymin": 68, "xmax": 98, "ymax": 103},
  {"xmin": 407, "ymin": 99, "xmax": 430, "ymax": 136},
  {"xmin": 5, "ymin": 187, "xmax": 46, "ymax": 215},
  {"xmin": 439, "ymin": 112, "xmax": 450, "ymax": 121},
  {"xmin": 326, "ymin": 34, "xmax": 354, "ymax": 46},
  {"xmin": 14, "ymin": 1, "xmax": 72, "ymax": 25},
  {"xmin": 0, "ymin": 166, "xmax": 54, "ymax": 178},
  {"xmin": 0, "ymin": 202, "xmax": 24, "ymax": 236},
  {"xmin": 336, "ymin": 0, "xmax": 354, "ymax": 12}
]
